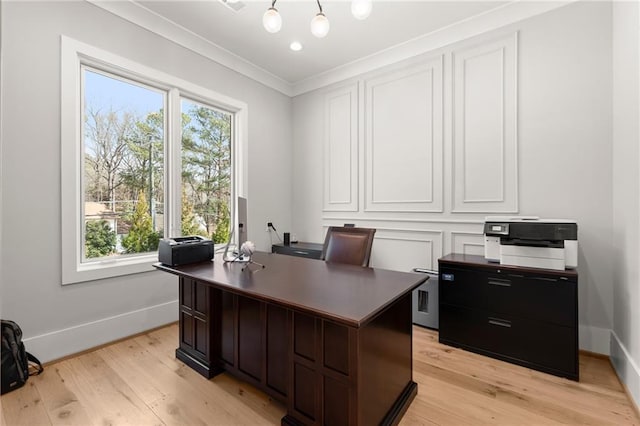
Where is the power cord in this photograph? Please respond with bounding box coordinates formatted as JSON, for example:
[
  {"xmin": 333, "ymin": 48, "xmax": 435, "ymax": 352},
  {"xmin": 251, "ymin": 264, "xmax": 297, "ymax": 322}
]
[{"xmin": 268, "ymin": 222, "xmax": 283, "ymax": 243}]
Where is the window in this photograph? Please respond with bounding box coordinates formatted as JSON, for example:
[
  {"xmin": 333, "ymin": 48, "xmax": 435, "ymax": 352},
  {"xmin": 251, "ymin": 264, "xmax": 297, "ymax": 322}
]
[
  {"xmin": 180, "ymin": 99, "xmax": 232, "ymax": 244},
  {"xmin": 62, "ymin": 37, "xmax": 247, "ymax": 284},
  {"xmin": 82, "ymin": 68, "xmax": 166, "ymax": 261}
]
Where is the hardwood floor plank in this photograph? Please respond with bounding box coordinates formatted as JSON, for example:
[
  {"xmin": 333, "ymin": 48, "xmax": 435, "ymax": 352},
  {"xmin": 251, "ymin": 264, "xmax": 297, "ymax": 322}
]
[
  {"xmin": 98, "ymin": 337, "xmax": 239, "ymax": 425},
  {"xmin": 414, "ymin": 361, "xmax": 613, "ymax": 425},
  {"xmin": 62, "ymin": 352, "xmax": 164, "ymax": 425},
  {"xmin": 412, "ymin": 328, "xmax": 636, "ymax": 421},
  {"xmin": 2, "ymin": 324, "xmax": 638, "ymax": 426},
  {"xmin": 401, "ymin": 393, "xmax": 481, "ymax": 425},
  {"xmin": 0, "ymin": 401, "xmax": 7, "ymax": 426},
  {"xmin": 0, "ymin": 380, "xmax": 51, "ymax": 425},
  {"xmin": 133, "ymin": 325, "xmax": 285, "ymax": 424},
  {"xmin": 29, "ymin": 361, "xmax": 94, "ymax": 426}
]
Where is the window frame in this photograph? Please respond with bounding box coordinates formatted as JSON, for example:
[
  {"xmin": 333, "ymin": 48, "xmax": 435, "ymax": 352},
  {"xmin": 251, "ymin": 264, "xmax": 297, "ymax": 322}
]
[{"xmin": 61, "ymin": 36, "xmax": 247, "ymax": 285}]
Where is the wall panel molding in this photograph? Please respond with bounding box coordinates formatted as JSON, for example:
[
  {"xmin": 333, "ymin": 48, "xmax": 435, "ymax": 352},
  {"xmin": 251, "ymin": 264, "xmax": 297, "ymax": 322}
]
[
  {"xmin": 364, "ymin": 57, "xmax": 444, "ymax": 213},
  {"xmin": 451, "ymin": 32, "xmax": 518, "ymax": 213},
  {"xmin": 319, "ymin": 221, "xmax": 486, "ymax": 272},
  {"xmin": 322, "ymin": 216, "xmax": 484, "ymax": 225},
  {"xmin": 450, "ymin": 231, "xmax": 485, "ymax": 256},
  {"xmin": 323, "ymin": 83, "xmax": 359, "ymax": 212},
  {"xmin": 366, "ymin": 228, "xmax": 444, "ymax": 271}
]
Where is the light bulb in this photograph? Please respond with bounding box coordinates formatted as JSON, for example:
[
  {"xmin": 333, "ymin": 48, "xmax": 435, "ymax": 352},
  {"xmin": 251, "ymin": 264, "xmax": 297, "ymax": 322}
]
[
  {"xmin": 351, "ymin": 0, "xmax": 372, "ymax": 20},
  {"xmin": 289, "ymin": 41, "xmax": 303, "ymax": 51},
  {"xmin": 263, "ymin": 7, "xmax": 282, "ymax": 33},
  {"xmin": 310, "ymin": 12, "xmax": 330, "ymax": 38}
]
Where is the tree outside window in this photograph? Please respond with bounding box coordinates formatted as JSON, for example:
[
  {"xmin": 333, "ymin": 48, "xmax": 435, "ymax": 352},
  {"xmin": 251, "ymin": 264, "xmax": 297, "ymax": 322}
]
[{"xmin": 82, "ymin": 69, "xmax": 232, "ymax": 260}]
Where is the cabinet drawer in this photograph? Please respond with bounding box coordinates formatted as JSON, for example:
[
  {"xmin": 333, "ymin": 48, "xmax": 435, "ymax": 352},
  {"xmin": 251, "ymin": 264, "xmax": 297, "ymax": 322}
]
[
  {"xmin": 439, "ymin": 267, "xmax": 487, "ymax": 309},
  {"xmin": 486, "ymin": 273, "xmax": 576, "ymax": 326},
  {"xmin": 483, "ymin": 313, "xmax": 577, "ymax": 377},
  {"xmin": 439, "ymin": 304, "xmax": 488, "ymax": 350},
  {"xmin": 441, "ymin": 305, "xmax": 578, "ymax": 378}
]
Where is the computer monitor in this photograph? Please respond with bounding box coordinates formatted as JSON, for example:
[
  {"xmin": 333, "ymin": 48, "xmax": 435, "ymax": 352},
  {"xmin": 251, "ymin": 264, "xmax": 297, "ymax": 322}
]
[{"xmin": 238, "ymin": 196, "xmax": 247, "ymax": 246}]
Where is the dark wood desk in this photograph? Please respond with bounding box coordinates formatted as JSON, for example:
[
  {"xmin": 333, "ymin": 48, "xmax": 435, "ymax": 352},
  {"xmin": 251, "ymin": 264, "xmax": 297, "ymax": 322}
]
[{"xmin": 155, "ymin": 251, "xmax": 427, "ymax": 426}]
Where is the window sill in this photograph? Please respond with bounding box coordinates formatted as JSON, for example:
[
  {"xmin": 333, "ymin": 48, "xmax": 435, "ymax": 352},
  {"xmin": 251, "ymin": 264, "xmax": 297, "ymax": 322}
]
[{"xmin": 62, "ymin": 253, "xmax": 158, "ymax": 285}]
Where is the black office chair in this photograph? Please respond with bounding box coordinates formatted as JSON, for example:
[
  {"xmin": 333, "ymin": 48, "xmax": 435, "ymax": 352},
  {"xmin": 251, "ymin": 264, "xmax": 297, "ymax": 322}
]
[{"xmin": 320, "ymin": 226, "xmax": 376, "ymax": 267}]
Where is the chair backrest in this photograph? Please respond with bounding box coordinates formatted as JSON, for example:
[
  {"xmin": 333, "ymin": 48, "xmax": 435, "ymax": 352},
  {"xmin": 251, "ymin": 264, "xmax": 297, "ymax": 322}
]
[{"xmin": 321, "ymin": 227, "xmax": 376, "ymax": 267}]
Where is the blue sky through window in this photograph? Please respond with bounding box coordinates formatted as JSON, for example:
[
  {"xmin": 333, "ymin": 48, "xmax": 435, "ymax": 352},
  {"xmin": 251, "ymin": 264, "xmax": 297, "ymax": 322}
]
[{"xmin": 84, "ymin": 69, "xmax": 164, "ymax": 116}]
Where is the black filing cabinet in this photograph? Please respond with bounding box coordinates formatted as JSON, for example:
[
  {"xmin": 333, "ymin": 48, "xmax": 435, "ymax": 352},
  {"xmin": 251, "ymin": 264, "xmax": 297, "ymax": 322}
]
[
  {"xmin": 438, "ymin": 253, "xmax": 579, "ymax": 381},
  {"xmin": 271, "ymin": 242, "xmax": 323, "ymax": 260}
]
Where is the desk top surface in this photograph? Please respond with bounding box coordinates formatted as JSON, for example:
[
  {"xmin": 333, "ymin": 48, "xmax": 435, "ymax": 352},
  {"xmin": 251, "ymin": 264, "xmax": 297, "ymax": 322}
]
[{"xmin": 155, "ymin": 251, "xmax": 427, "ymax": 327}]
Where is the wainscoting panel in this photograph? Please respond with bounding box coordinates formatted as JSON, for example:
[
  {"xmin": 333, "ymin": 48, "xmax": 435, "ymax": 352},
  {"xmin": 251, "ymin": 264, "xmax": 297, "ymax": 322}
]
[
  {"xmin": 321, "ymin": 220, "xmax": 486, "ymax": 272},
  {"xmin": 450, "ymin": 231, "xmax": 485, "ymax": 256},
  {"xmin": 452, "ymin": 32, "xmax": 518, "ymax": 213},
  {"xmin": 364, "ymin": 56, "xmax": 444, "ymax": 213},
  {"xmin": 355, "ymin": 228, "xmax": 443, "ymax": 271},
  {"xmin": 324, "ymin": 83, "xmax": 359, "ymax": 212}
]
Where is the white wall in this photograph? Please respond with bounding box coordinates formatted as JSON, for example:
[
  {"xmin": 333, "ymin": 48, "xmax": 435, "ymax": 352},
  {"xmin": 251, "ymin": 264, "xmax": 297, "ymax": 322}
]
[
  {"xmin": 292, "ymin": 1, "xmax": 613, "ymax": 354},
  {"xmin": 0, "ymin": 1, "xmax": 292, "ymax": 362},
  {"xmin": 612, "ymin": 0, "xmax": 640, "ymax": 408}
]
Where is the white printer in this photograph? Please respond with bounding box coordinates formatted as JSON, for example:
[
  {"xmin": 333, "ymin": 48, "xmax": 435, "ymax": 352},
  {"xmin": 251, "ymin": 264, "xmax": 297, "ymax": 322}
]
[{"xmin": 484, "ymin": 216, "xmax": 578, "ymax": 271}]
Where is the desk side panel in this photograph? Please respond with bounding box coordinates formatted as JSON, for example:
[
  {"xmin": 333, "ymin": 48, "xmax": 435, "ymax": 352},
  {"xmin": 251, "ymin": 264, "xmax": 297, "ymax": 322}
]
[{"xmin": 358, "ymin": 293, "xmax": 414, "ymax": 425}]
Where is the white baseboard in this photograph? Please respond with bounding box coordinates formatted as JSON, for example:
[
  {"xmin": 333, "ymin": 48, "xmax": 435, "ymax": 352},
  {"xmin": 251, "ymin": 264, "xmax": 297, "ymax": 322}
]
[
  {"xmin": 611, "ymin": 331, "xmax": 640, "ymax": 410},
  {"xmin": 579, "ymin": 324, "xmax": 611, "ymax": 355},
  {"xmin": 23, "ymin": 300, "xmax": 178, "ymax": 363}
]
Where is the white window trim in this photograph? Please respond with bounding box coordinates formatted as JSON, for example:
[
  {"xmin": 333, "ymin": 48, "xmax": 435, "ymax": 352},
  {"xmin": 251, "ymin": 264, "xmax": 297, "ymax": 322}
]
[{"xmin": 61, "ymin": 35, "xmax": 248, "ymax": 285}]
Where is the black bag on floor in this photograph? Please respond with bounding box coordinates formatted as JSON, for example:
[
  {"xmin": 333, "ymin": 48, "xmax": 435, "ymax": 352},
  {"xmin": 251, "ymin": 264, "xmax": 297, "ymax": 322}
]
[{"xmin": 1, "ymin": 319, "xmax": 43, "ymax": 394}]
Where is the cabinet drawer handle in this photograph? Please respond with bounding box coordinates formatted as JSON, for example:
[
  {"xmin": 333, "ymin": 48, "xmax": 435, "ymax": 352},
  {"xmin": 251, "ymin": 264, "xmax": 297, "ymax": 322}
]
[
  {"xmin": 532, "ymin": 277, "xmax": 558, "ymax": 283},
  {"xmin": 488, "ymin": 279, "xmax": 511, "ymax": 287},
  {"xmin": 488, "ymin": 318, "xmax": 512, "ymax": 328},
  {"xmin": 293, "ymin": 251, "xmax": 310, "ymax": 255}
]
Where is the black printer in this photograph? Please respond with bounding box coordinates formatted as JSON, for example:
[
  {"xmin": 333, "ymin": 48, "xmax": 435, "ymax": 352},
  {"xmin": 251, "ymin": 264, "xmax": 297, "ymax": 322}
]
[{"xmin": 158, "ymin": 236, "xmax": 214, "ymax": 266}]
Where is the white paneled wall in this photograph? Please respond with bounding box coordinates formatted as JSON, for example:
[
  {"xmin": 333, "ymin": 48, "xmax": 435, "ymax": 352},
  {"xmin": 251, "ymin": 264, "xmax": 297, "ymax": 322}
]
[
  {"xmin": 452, "ymin": 34, "xmax": 518, "ymax": 213},
  {"xmin": 324, "ymin": 83, "xmax": 359, "ymax": 212},
  {"xmin": 451, "ymin": 231, "xmax": 486, "ymax": 256},
  {"xmin": 293, "ymin": 1, "xmax": 614, "ymax": 353},
  {"xmin": 319, "ymin": 33, "xmax": 518, "ymax": 267},
  {"xmin": 363, "ymin": 57, "xmax": 444, "ymax": 213}
]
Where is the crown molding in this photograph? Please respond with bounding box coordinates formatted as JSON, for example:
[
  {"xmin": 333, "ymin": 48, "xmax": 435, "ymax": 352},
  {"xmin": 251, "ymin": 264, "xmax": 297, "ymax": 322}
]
[
  {"xmin": 87, "ymin": 0, "xmax": 574, "ymax": 98},
  {"xmin": 86, "ymin": 0, "xmax": 295, "ymax": 97},
  {"xmin": 291, "ymin": 1, "xmax": 575, "ymax": 96}
]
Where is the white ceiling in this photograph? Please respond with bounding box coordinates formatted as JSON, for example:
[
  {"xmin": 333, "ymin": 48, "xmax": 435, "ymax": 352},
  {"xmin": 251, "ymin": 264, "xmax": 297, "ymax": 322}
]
[{"xmin": 136, "ymin": 1, "xmax": 509, "ymax": 84}]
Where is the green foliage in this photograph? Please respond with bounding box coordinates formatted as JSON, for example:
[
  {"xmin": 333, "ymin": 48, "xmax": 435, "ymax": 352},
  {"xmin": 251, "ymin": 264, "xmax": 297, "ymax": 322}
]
[
  {"xmin": 181, "ymin": 192, "xmax": 205, "ymax": 237},
  {"xmin": 85, "ymin": 220, "xmax": 116, "ymax": 258},
  {"xmin": 84, "ymin": 102, "xmax": 232, "ymax": 254},
  {"xmin": 182, "ymin": 104, "xmax": 231, "ymax": 243},
  {"xmin": 121, "ymin": 192, "xmax": 160, "ymax": 253},
  {"xmin": 211, "ymin": 201, "xmax": 230, "ymax": 244},
  {"xmin": 120, "ymin": 110, "xmax": 165, "ymax": 203}
]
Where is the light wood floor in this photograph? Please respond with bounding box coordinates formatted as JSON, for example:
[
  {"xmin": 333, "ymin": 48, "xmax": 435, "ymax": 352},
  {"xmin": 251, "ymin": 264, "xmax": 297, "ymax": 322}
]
[{"xmin": 1, "ymin": 323, "xmax": 638, "ymax": 425}]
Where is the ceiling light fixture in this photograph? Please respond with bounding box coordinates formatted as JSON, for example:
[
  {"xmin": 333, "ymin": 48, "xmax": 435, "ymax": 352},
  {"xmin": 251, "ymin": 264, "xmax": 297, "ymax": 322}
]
[
  {"xmin": 351, "ymin": 0, "xmax": 372, "ymax": 20},
  {"xmin": 262, "ymin": 0, "xmax": 282, "ymax": 34},
  {"xmin": 289, "ymin": 41, "xmax": 303, "ymax": 51},
  {"xmin": 263, "ymin": 0, "xmax": 371, "ymax": 38},
  {"xmin": 310, "ymin": 0, "xmax": 330, "ymax": 38}
]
